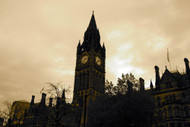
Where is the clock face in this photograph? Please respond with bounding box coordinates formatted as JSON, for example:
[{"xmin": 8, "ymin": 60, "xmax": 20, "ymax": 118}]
[
  {"xmin": 81, "ymin": 55, "xmax": 88, "ymax": 64},
  {"xmin": 95, "ymin": 56, "xmax": 101, "ymax": 65}
]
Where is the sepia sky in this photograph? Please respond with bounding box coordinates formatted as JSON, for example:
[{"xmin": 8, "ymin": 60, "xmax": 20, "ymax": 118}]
[{"xmin": 0, "ymin": 0, "xmax": 190, "ymax": 108}]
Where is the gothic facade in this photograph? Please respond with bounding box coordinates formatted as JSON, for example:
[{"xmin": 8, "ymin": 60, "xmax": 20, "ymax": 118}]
[
  {"xmin": 152, "ymin": 58, "xmax": 190, "ymax": 127},
  {"xmin": 7, "ymin": 13, "xmax": 190, "ymax": 127},
  {"xmin": 8, "ymin": 13, "xmax": 105, "ymax": 127}
]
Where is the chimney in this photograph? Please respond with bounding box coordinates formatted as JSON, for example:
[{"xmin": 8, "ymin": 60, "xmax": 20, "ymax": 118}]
[
  {"xmin": 56, "ymin": 97, "xmax": 61, "ymax": 108},
  {"xmin": 139, "ymin": 77, "xmax": 145, "ymax": 91},
  {"xmin": 30, "ymin": 95, "xmax": 35, "ymax": 105},
  {"xmin": 184, "ymin": 58, "xmax": 190, "ymax": 75},
  {"xmin": 40, "ymin": 93, "xmax": 46, "ymax": 105},
  {"xmin": 61, "ymin": 89, "xmax": 66, "ymax": 105},
  {"xmin": 49, "ymin": 98, "xmax": 53, "ymax": 107},
  {"xmin": 127, "ymin": 80, "xmax": 133, "ymax": 93},
  {"xmin": 155, "ymin": 66, "xmax": 160, "ymax": 90}
]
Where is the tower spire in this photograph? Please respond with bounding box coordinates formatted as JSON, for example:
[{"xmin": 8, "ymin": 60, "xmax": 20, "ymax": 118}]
[
  {"xmin": 74, "ymin": 13, "xmax": 106, "ymax": 127},
  {"xmin": 88, "ymin": 12, "xmax": 97, "ymax": 29},
  {"xmin": 77, "ymin": 40, "xmax": 81, "ymax": 54},
  {"xmin": 82, "ymin": 13, "xmax": 101, "ymax": 51}
]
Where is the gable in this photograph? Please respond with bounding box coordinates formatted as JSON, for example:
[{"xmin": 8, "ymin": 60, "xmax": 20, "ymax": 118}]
[{"xmin": 160, "ymin": 69, "xmax": 177, "ymax": 84}]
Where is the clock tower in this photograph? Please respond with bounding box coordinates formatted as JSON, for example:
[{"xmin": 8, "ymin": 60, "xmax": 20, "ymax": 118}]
[{"xmin": 72, "ymin": 13, "xmax": 106, "ymax": 127}]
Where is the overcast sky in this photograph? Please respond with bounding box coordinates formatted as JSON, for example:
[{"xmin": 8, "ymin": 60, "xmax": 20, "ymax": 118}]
[{"xmin": 0, "ymin": 0, "xmax": 190, "ymax": 109}]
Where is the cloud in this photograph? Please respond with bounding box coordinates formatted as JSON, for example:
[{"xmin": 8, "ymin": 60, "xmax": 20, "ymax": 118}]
[{"xmin": 0, "ymin": 0, "xmax": 190, "ymax": 108}]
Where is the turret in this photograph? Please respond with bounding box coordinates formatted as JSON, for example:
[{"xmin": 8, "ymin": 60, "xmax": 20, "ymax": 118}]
[
  {"xmin": 61, "ymin": 89, "xmax": 66, "ymax": 105},
  {"xmin": 102, "ymin": 43, "xmax": 106, "ymax": 57},
  {"xmin": 30, "ymin": 95, "xmax": 35, "ymax": 105},
  {"xmin": 77, "ymin": 41, "xmax": 81, "ymax": 54},
  {"xmin": 40, "ymin": 93, "xmax": 46, "ymax": 105},
  {"xmin": 184, "ymin": 58, "xmax": 190, "ymax": 75},
  {"xmin": 139, "ymin": 77, "xmax": 145, "ymax": 91},
  {"xmin": 82, "ymin": 12, "xmax": 101, "ymax": 51},
  {"xmin": 56, "ymin": 97, "xmax": 61, "ymax": 108},
  {"xmin": 155, "ymin": 66, "xmax": 160, "ymax": 90},
  {"xmin": 49, "ymin": 98, "xmax": 53, "ymax": 107}
]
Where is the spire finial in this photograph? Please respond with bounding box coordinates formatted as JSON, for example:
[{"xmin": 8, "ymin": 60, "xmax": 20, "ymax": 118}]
[{"xmin": 87, "ymin": 12, "xmax": 97, "ymax": 29}]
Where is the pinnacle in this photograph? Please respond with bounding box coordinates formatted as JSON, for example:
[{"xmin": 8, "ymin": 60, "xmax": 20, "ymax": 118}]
[{"xmin": 88, "ymin": 12, "xmax": 97, "ymax": 29}]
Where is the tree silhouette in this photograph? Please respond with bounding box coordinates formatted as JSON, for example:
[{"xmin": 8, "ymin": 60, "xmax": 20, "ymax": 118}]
[
  {"xmin": 38, "ymin": 82, "xmax": 79, "ymax": 127},
  {"xmin": 105, "ymin": 73, "xmax": 140, "ymax": 96},
  {"xmin": 41, "ymin": 82, "xmax": 71, "ymax": 105},
  {"xmin": 88, "ymin": 73, "xmax": 154, "ymax": 127},
  {"xmin": 88, "ymin": 92, "xmax": 154, "ymax": 127}
]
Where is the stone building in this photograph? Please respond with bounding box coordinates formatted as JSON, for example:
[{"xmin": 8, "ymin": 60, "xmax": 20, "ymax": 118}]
[
  {"xmin": 21, "ymin": 13, "xmax": 105, "ymax": 127},
  {"xmin": 8, "ymin": 13, "xmax": 190, "ymax": 127},
  {"xmin": 152, "ymin": 58, "xmax": 190, "ymax": 127},
  {"xmin": 7, "ymin": 101, "xmax": 30, "ymax": 127},
  {"xmin": 22, "ymin": 90, "xmax": 79, "ymax": 127},
  {"xmin": 23, "ymin": 93, "xmax": 50, "ymax": 127}
]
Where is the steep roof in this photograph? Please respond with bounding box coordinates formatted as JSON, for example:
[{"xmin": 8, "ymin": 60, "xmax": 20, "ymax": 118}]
[
  {"xmin": 160, "ymin": 68, "xmax": 177, "ymax": 84},
  {"xmin": 87, "ymin": 13, "xmax": 97, "ymax": 30},
  {"xmin": 82, "ymin": 13, "xmax": 101, "ymax": 51}
]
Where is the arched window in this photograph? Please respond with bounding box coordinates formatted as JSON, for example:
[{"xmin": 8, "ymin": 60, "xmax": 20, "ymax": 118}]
[
  {"xmin": 179, "ymin": 107, "xmax": 182, "ymax": 117},
  {"xmin": 172, "ymin": 94, "xmax": 176, "ymax": 101},
  {"xmin": 158, "ymin": 110, "xmax": 162, "ymax": 120},
  {"xmin": 168, "ymin": 106, "xmax": 173, "ymax": 118},
  {"xmin": 163, "ymin": 108, "xmax": 167, "ymax": 119},
  {"xmin": 175, "ymin": 106, "xmax": 179, "ymax": 117},
  {"xmin": 169, "ymin": 95, "xmax": 172, "ymax": 102},
  {"xmin": 156, "ymin": 97, "xmax": 161, "ymax": 107},
  {"xmin": 183, "ymin": 107, "xmax": 188, "ymax": 117},
  {"xmin": 165, "ymin": 96, "xmax": 169, "ymax": 104}
]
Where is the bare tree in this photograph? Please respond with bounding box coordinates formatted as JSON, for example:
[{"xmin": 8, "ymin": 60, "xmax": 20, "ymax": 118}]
[
  {"xmin": 40, "ymin": 82, "xmax": 71, "ymax": 105},
  {"xmin": 39, "ymin": 82, "xmax": 72, "ymax": 127}
]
